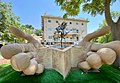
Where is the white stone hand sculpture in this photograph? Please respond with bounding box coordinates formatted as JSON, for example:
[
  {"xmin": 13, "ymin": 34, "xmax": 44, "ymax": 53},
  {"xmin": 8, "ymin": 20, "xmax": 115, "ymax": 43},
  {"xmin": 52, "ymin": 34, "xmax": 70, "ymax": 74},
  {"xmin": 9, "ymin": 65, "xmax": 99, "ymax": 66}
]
[{"xmin": 1, "ymin": 26, "xmax": 44, "ymax": 75}]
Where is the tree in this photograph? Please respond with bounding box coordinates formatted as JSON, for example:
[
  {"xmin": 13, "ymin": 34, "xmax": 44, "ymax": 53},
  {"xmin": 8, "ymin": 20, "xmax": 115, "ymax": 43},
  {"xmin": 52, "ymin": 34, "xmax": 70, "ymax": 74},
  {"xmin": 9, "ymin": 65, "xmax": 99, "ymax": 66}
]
[
  {"xmin": 0, "ymin": 2, "xmax": 20, "ymax": 32},
  {"xmin": 111, "ymin": 11, "xmax": 120, "ymax": 22},
  {"xmin": 55, "ymin": 0, "xmax": 120, "ymax": 41},
  {"xmin": 93, "ymin": 20, "xmax": 112, "ymax": 44},
  {"xmin": 55, "ymin": 0, "xmax": 120, "ymax": 66},
  {"xmin": 25, "ymin": 24, "xmax": 35, "ymax": 34},
  {"xmin": 0, "ymin": 1, "xmax": 22, "ymax": 43},
  {"xmin": 93, "ymin": 11, "xmax": 120, "ymax": 43},
  {"xmin": 0, "ymin": 1, "xmax": 36, "ymax": 43},
  {"xmin": 34, "ymin": 29, "xmax": 42, "ymax": 36}
]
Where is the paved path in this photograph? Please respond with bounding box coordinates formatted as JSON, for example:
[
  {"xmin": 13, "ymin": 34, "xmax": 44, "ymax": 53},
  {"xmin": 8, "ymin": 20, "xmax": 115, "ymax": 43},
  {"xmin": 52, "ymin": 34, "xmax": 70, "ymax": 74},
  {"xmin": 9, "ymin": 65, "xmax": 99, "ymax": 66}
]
[{"xmin": 0, "ymin": 52, "xmax": 10, "ymax": 65}]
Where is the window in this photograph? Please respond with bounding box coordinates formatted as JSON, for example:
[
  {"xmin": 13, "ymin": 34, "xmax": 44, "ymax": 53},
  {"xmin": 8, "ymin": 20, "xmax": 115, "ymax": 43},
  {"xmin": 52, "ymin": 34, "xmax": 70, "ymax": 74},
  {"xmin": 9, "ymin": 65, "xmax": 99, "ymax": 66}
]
[
  {"xmin": 72, "ymin": 28, "xmax": 76, "ymax": 33},
  {"xmin": 48, "ymin": 36, "xmax": 52, "ymax": 39},
  {"xmin": 70, "ymin": 22, "xmax": 72, "ymax": 24},
  {"xmin": 48, "ymin": 20, "xmax": 51, "ymax": 23},
  {"xmin": 56, "ymin": 21, "xmax": 58, "ymax": 23},
  {"xmin": 48, "ymin": 27, "xmax": 52, "ymax": 31},
  {"xmin": 81, "ymin": 23, "xmax": 84, "ymax": 25},
  {"xmin": 76, "ymin": 29, "xmax": 79, "ymax": 33},
  {"xmin": 76, "ymin": 23, "xmax": 78, "ymax": 25},
  {"xmin": 76, "ymin": 37, "xmax": 79, "ymax": 41},
  {"xmin": 82, "ymin": 30, "xmax": 84, "ymax": 33}
]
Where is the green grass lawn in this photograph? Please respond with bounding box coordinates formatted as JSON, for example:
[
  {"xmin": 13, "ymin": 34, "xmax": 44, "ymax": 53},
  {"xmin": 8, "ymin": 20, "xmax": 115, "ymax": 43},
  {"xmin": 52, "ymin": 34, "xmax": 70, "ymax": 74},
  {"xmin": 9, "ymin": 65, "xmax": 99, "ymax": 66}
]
[{"xmin": 0, "ymin": 64, "xmax": 120, "ymax": 83}]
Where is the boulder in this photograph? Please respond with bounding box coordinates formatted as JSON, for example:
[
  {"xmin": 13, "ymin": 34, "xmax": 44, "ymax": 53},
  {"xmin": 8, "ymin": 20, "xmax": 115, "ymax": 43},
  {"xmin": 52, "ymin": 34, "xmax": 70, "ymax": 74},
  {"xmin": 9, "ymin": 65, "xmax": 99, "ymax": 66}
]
[
  {"xmin": 23, "ymin": 58, "xmax": 38, "ymax": 75},
  {"xmin": 11, "ymin": 53, "xmax": 31, "ymax": 71},
  {"xmin": 78, "ymin": 61, "xmax": 91, "ymax": 70},
  {"xmin": 36, "ymin": 64, "xmax": 44, "ymax": 74},
  {"xmin": 86, "ymin": 53, "xmax": 102, "ymax": 69},
  {"xmin": 97, "ymin": 48, "xmax": 116, "ymax": 65}
]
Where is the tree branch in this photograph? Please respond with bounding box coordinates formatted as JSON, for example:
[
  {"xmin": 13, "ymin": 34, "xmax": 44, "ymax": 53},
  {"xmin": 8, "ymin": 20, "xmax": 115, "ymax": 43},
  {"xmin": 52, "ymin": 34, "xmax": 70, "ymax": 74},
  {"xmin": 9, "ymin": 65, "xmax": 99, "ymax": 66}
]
[{"xmin": 83, "ymin": 26, "xmax": 111, "ymax": 42}]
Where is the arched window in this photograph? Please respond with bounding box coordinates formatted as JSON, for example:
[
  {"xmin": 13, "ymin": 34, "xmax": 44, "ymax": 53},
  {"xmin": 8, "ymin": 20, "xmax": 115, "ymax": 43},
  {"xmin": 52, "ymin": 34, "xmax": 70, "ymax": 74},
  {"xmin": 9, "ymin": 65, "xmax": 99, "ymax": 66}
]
[{"xmin": 48, "ymin": 20, "xmax": 51, "ymax": 23}]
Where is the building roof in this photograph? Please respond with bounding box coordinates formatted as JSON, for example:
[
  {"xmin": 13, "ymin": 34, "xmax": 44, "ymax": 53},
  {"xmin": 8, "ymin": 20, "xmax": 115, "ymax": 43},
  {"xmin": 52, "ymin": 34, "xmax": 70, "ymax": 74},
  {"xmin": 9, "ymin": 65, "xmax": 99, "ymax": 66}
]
[
  {"xmin": 41, "ymin": 15, "xmax": 89, "ymax": 22},
  {"xmin": 41, "ymin": 15, "xmax": 89, "ymax": 31}
]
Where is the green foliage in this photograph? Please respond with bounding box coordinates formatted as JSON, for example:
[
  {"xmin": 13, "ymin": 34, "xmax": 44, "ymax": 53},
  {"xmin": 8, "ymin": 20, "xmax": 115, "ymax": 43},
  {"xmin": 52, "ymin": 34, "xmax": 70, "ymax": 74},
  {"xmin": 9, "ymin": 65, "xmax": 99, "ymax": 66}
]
[
  {"xmin": 34, "ymin": 29, "xmax": 42, "ymax": 36},
  {"xmin": 0, "ymin": 2, "xmax": 20, "ymax": 32},
  {"xmin": 82, "ymin": 0, "xmax": 104, "ymax": 16},
  {"xmin": 0, "ymin": 1, "xmax": 22, "ymax": 43},
  {"xmin": 93, "ymin": 32, "xmax": 112, "ymax": 43},
  {"xmin": 25, "ymin": 24, "xmax": 34, "ymax": 34},
  {"xmin": 55, "ymin": 0, "xmax": 117, "ymax": 17},
  {"xmin": 92, "ymin": 19, "xmax": 112, "ymax": 43},
  {"xmin": 55, "ymin": 0, "xmax": 82, "ymax": 18},
  {"xmin": 92, "ymin": 11, "xmax": 120, "ymax": 43},
  {"xmin": 111, "ymin": 11, "xmax": 120, "ymax": 22},
  {"xmin": 1, "ymin": 64, "xmax": 120, "ymax": 83},
  {"xmin": 0, "ymin": 1, "xmax": 36, "ymax": 43}
]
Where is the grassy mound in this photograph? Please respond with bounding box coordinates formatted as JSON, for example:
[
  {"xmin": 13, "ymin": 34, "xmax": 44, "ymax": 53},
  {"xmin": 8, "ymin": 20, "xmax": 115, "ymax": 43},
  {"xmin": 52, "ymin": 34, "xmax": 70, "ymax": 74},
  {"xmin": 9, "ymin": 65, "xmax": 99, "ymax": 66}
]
[
  {"xmin": 0, "ymin": 64, "xmax": 120, "ymax": 83},
  {"xmin": 65, "ymin": 69, "xmax": 113, "ymax": 83},
  {"xmin": 0, "ymin": 64, "xmax": 10, "ymax": 69},
  {"xmin": 0, "ymin": 65, "xmax": 64, "ymax": 83}
]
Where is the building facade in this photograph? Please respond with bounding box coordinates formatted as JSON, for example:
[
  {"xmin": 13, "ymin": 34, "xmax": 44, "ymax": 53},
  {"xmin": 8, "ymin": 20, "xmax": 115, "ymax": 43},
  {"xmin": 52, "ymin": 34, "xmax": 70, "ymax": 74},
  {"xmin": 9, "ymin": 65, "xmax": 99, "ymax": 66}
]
[{"xmin": 42, "ymin": 15, "xmax": 88, "ymax": 45}]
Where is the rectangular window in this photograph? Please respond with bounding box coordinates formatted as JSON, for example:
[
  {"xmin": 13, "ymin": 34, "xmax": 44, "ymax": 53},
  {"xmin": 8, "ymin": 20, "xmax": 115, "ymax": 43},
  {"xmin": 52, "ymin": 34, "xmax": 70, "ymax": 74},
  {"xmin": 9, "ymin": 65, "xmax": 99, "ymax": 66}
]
[
  {"xmin": 81, "ymin": 30, "xmax": 84, "ymax": 33},
  {"xmin": 56, "ymin": 21, "xmax": 58, "ymax": 23},
  {"xmin": 76, "ymin": 23, "xmax": 78, "ymax": 25},
  {"xmin": 48, "ymin": 20, "xmax": 51, "ymax": 23},
  {"xmin": 48, "ymin": 36, "xmax": 52, "ymax": 39},
  {"xmin": 76, "ymin": 29, "xmax": 79, "ymax": 33},
  {"xmin": 48, "ymin": 27, "xmax": 52, "ymax": 31}
]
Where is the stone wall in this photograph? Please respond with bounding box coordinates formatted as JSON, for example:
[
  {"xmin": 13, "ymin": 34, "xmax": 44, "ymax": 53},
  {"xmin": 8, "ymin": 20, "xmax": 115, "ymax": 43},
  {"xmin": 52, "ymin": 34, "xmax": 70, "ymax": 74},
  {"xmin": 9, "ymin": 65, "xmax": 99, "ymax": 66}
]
[{"xmin": 35, "ymin": 46, "xmax": 84, "ymax": 78}]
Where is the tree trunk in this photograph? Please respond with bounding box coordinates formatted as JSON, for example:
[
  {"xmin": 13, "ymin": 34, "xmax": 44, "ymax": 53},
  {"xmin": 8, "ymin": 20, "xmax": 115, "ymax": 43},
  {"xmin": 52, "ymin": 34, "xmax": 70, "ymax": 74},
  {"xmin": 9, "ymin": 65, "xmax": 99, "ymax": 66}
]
[
  {"xmin": 111, "ymin": 23, "xmax": 120, "ymax": 66},
  {"xmin": 104, "ymin": 0, "xmax": 120, "ymax": 67},
  {"xmin": 111, "ymin": 24, "xmax": 120, "ymax": 41}
]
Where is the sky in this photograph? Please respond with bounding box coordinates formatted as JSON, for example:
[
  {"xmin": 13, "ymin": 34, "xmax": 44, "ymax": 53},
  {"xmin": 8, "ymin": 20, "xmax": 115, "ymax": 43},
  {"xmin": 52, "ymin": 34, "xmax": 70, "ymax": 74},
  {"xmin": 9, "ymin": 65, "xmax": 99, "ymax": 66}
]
[{"xmin": 2, "ymin": 0, "xmax": 120, "ymax": 33}]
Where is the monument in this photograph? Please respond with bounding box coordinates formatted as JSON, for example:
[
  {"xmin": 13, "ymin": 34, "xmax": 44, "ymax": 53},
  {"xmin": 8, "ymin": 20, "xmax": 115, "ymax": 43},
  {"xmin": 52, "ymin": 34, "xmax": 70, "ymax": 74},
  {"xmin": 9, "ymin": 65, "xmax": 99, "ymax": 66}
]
[{"xmin": 1, "ymin": 26, "xmax": 120, "ymax": 78}]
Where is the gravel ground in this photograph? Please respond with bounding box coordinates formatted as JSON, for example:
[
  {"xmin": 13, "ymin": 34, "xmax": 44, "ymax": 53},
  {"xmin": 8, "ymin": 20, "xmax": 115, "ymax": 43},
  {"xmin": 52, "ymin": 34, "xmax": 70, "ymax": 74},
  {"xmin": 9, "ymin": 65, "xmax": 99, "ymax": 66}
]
[{"xmin": 0, "ymin": 52, "xmax": 10, "ymax": 65}]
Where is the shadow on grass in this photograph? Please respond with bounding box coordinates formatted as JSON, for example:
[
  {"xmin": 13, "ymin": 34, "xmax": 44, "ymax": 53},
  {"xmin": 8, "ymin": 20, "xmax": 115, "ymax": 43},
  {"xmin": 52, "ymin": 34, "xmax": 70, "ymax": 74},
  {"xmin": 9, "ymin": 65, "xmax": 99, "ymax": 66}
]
[{"xmin": 0, "ymin": 64, "xmax": 120, "ymax": 83}]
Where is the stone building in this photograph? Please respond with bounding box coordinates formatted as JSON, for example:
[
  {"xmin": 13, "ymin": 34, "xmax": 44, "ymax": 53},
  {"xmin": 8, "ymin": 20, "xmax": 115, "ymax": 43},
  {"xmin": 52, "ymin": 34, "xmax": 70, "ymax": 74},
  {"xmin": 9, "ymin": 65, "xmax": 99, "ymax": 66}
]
[{"xmin": 41, "ymin": 15, "xmax": 88, "ymax": 45}]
